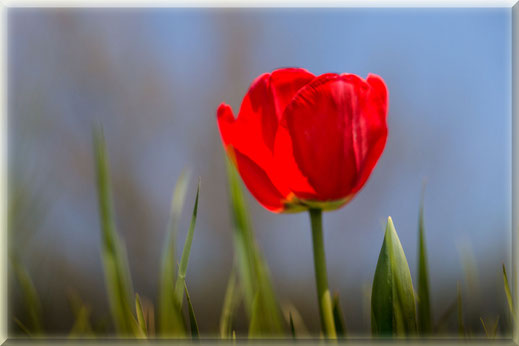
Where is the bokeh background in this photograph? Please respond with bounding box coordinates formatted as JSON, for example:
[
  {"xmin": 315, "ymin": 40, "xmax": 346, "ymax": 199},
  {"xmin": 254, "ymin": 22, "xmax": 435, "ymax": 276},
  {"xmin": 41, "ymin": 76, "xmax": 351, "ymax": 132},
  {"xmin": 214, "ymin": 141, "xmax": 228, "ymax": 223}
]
[{"xmin": 8, "ymin": 8, "xmax": 512, "ymax": 337}]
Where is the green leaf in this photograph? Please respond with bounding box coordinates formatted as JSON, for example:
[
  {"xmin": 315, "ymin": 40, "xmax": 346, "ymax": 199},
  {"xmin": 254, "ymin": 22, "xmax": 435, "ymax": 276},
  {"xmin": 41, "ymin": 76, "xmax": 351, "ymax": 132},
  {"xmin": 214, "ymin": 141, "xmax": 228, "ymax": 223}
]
[
  {"xmin": 69, "ymin": 305, "xmax": 94, "ymax": 338},
  {"xmin": 434, "ymin": 298, "xmax": 456, "ymax": 333},
  {"xmin": 289, "ymin": 312, "xmax": 296, "ymax": 339},
  {"xmin": 332, "ymin": 292, "xmax": 347, "ymax": 338},
  {"xmin": 11, "ymin": 258, "xmax": 43, "ymax": 335},
  {"xmin": 135, "ymin": 293, "xmax": 147, "ymax": 337},
  {"xmin": 184, "ymin": 281, "xmax": 199, "ymax": 338},
  {"xmin": 457, "ymin": 282, "xmax": 465, "ymax": 337},
  {"xmin": 225, "ymin": 159, "xmax": 284, "ymax": 336},
  {"xmin": 158, "ymin": 171, "xmax": 189, "ymax": 336},
  {"xmin": 480, "ymin": 316, "xmax": 499, "ymax": 338},
  {"xmin": 219, "ymin": 269, "xmax": 239, "ymax": 339},
  {"xmin": 226, "ymin": 159, "xmax": 256, "ymax": 314},
  {"xmin": 249, "ymin": 252, "xmax": 285, "ymax": 337},
  {"xmin": 417, "ymin": 188, "xmax": 432, "ymax": 335},
  {"xmin": 371, "ymin": 217, "xmax": 417, "ymax": 337},
  {"xmin": 93, "ymin": 127, "xmax": 141, "ymax": 337},
  {"xmin": 503, "ymin": 264, "xmax": 515, "ymax": 321},
  {"xmin": 174, "ymin": 180, "xmax": 200, "ymax": 307},
  {"xmin": 282, "ymin": 304, "xmax": 309, "ymax": 338},
  {"xmin": 68, "ymin": 291, "xmax": 94, "ymax": 338},
  {"xmin": 14, "ymin": 318, "xmax": 32, "ymax": 336}
]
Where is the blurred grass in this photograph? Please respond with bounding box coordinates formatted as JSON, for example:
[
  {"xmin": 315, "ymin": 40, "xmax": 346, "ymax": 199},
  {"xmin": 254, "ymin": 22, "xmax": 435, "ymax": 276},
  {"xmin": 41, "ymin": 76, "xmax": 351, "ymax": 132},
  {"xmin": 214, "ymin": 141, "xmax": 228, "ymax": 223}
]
[
  {"xmin": 225, "ymin": 159, "xmax": 284, "ymax": 337},
  {"xmin": 8, "ymin": 133, "xmax": 512, "ymax": 339},
  {"xmin": 158, "ymin": 171, "xmax": 189, "ymax": 336},
  {"xmin": 417, "ymin": 187, "xmax": 432, "ymax": 335},
  {"xmin": 371, "ymin": 217, "xmax": 417, "ymax": 337},
  {"xmin": 93, "ymin": 127, "xmax": 142, "ymax": 337}
]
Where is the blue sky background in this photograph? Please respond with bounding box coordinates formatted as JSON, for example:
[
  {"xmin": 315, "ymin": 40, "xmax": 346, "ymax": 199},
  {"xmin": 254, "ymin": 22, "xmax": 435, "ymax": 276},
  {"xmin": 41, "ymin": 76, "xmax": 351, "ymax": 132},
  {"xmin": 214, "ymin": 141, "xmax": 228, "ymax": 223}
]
[{"xmin": 8, "ymin": 8, "xmax": 512, "ymax": 335}]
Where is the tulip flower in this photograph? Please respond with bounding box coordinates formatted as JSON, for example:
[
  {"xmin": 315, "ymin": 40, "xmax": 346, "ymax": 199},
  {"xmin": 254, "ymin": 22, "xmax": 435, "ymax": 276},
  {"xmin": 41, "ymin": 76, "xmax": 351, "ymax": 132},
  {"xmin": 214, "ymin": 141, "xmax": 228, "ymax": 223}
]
[{"xmin": 217, "ymin": 68, "xmax": 388, "ymax": 337}]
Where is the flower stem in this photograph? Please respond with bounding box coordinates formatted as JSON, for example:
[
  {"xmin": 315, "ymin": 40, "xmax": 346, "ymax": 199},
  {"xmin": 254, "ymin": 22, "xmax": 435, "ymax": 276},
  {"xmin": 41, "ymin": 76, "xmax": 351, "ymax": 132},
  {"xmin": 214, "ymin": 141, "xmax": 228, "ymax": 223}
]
[{"xmin": 309, "ymin": 208, "xmax": 337, "ymax": 339}]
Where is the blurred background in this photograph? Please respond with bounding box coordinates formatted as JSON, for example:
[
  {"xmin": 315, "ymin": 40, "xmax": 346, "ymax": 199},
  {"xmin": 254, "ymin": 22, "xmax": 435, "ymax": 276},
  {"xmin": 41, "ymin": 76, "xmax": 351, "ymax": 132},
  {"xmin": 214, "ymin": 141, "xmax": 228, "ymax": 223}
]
[{"xmin": 8, "ymin": 8, "xmax": 512, "ymax": 337}]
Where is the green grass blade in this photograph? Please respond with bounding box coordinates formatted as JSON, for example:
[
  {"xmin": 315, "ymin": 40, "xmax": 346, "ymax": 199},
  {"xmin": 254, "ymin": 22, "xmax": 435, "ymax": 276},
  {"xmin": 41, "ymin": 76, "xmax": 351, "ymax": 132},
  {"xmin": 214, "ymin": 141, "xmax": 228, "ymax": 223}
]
[
  {"xmin": 226, "ymin": 159, "xmax": 284, "ymax": 336},
  {"xmin": 480, "ymin": 316, "xmax": 499, "ymax": 338},
  {"xmin": 69, "ymin": 305, "xmax": 94, "ymax": 338},
  {"xmin": 457, "ymin": 282, "xmax": 465, "ymax": 337},
  {"xmin": 332, "ymin": 292, "xmax": 347, "ymax": 338},
  {"xmin": 283, "ymin": 304, "xmax": 309, "ymax": 338},
  {"xmin": 417, "ymin": 188, "xmax": 432, "ymax": 335},
  {"xmin": 226, "ymin": 159, "xmax": 256, "ymax": 314},
  {"xmin": 219, "ymin": 269, "xmax": 239, "ymax": 339},
  {"xmin": 434, "ymin": 298, "xmax": 456, "ymax": 333},
  {"xmin": 93, "ymin": 127, "xmax": 140, "ymax": 336},
  {"xmin": 371, "ymin": 217, "xmax": 417, "ymax": 337},
  {"xmin": 184, "ymin": 282, "xmax": 199, "ymax": 338},
  {"xmin": 174, "ymin": 180, "xmax": 200, "ymax": 307},
  {"xmin": 68, "ymin": 291, "xmax": 94, "ymax": 338},
  {"xmin": 135, "ymin": 293, "xmax": 147, "ymax": 337},
  {"xmin": 14, "ymin": 318, "xmax": 32, "ymax": 336},
  {"xmin": 159, "ymin": 171, "xmax": 190, "ymax": 335},
  {"xmin": 503, "ymin": 264, "xmax": 515, "ymax": 321},
  {"xmin": 11, "ymin": 259, "xmax": 43, "ymax": 335},
  {"xmin": 289, "ymin": 312, "xmax": 296, "ymax": 339}
]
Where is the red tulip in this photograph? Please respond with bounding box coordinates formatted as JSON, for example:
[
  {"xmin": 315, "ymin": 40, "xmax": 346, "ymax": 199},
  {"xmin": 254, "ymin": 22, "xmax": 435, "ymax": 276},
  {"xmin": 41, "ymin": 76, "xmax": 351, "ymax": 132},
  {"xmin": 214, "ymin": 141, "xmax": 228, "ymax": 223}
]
[{"xmin": 217, "ymin": 68, "xmax": 388, "ymax": 213}]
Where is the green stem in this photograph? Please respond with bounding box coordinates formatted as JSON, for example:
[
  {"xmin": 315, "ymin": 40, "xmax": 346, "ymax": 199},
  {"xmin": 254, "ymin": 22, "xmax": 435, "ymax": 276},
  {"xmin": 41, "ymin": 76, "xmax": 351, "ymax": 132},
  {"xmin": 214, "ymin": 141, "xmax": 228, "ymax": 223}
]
[{"xmin": 309, "ymin": 208, "xmax": 337, "ymax": 339}]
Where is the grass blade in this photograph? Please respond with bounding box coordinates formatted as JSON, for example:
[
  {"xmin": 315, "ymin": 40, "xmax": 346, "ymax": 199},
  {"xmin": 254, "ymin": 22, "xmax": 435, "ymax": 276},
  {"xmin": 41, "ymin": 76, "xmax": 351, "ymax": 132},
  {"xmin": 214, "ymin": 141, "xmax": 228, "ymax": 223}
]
[
  {"xmin": 503, "ymin": 264, "xmax": 515, "ymax": 321},
  {"xmin": 14, "ymin": 318, "xmax": 32, "ymax": 336},
  {"xmin": 159, "ymin": 171, "xmax": 190, "ymax": 335},
  {"xmin": 332, "ymin": 292, "xmax": 347, "ymax": 338},
  {"xmin": 289, "ymin": 312, "xmax": 296, "ymax": 339},
  {"xmin": 68, "ymin": 291, "xmax": 94, "ymax": 338},
  {"xmin": 135, "ymin": 293, "xmax": 147, "ymax": 337},
  {"xmin": 219, "ymin": 269, "xmax": 239, "ymax": 339},
  {"xmin": 226, "ymin": 159, "xmax": 256, "ymax": 314},
  {"xmin": 434, "ymin": 298, "xmax": 456, "ymax": 333},
  {"xmin": 283, "ymin": 304, "xmax": 309, "ymax": 338},
  {"xmin": 457, "ymin": 282, "xmax": 465, "ymax": 337},
  {"xmin": 11, "ymin": 259, "xmax": 43, "ymax": 335},
  {"xmin": 417, "ymin": 187, "xmax": 432, "ymax": 335},
  {"xmin": 480, "ymin": 316, "xmax": 499, "ymax": 338},
  {"xmin": 184, "ymin": 282, "xmax": 199, "ymax": 338},
  {"xmin": 174, "ymin": 180, "xmax": 200, "ymax": 307},
  {"xmin": 225, "ymin": 159, "xmax": 284, "ymax": 336},
  {"xmin": 93, "ymin": 127, "xmax": 140, "ymax": 336},
  {"xmin": 371, "ymin": 217, "xmax": 417, "ymax": 337},
  {"xmin": 69, "ymin": 305, "xmax": 94, "ymax": 338}
]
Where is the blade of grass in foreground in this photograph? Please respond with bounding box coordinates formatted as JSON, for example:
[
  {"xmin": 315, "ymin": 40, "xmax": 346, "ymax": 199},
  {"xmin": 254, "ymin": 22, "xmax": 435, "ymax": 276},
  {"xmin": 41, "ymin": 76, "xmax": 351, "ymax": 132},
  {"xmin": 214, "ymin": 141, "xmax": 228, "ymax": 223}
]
[
  {"xmin": 174, "ymin": 180, "xmax": 200, "ymax": 307},
  {"xmin": 371, "ymin": 217, "xmax": 417, "ymax": 337},
  {"xmin": 417, "ymin": 187, "xmax": 432, "ymax": 335},
  {"xmin": 282, "ymin": 304, "xmax": 309, "ymax": 338},
  {"xmin": 93, "ymin": 127, "xmax": 140, "ymax": 336},
  {"xmin": 457, "ymin": 282, "xmax": 465, "ymax": 337},
  {"xmin": 503, "ymin": 264, "xmax": 515, "ymax": 321},
  {"xmin": 68, "ymin": 291, "xmax": 94, "ymax": 338},
  {"xmin": 135, "ymin": 293, "xmax": 147, "ymax": 337},
  {"xmin": 219, "ymin": 269, "xmax": 239, "ymax": 339},
  {"xmin": 289, "ymin": 312, "xmax": 296, "ymax": 339},
  {"xmin": 480, "ymin": 316, "xmax": 499, "ymax": 338},
  {"xmin": 11, "ymin": 258, "xmax": 43, "ymax": 335},
  {"xmin": 226, "ymin": 159, "xmax": 284, "ymax": 337},
  {"xmin": 332, "ymin": 292, "xmax": 347, "ymax": 337},
  {"xmin": 226, "ymin": 159, "xmax": 256, "ymax": 314},
  {"xmin": 184, "ymin": 282, "xmax": 199, "ymax": 338},
  {"xmin": 159, "ymin": 171, "xmax": 190, "ymax": 336}
]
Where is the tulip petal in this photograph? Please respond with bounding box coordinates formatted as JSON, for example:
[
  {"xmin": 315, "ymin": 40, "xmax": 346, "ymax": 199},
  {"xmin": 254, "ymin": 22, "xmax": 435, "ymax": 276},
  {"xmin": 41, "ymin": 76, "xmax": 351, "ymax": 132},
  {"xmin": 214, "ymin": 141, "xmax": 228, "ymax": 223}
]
[
  {"xmin": 282, "ymin": 73, "xmax": 388, "ymax": 201},
  {"xmin": 351, "ymin": 74, "xmax": 388, "ymax": 193},
  {"xmin": 239, "ymin": 68, "xmax": 315, "ymax": 152},
  {"xmin": 231, "ymin": 147, "xmax": 286, "ymax": 212},
  {"xmin": 217, "ymin": 69, "xmax": 315, "ymax": 205}
]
